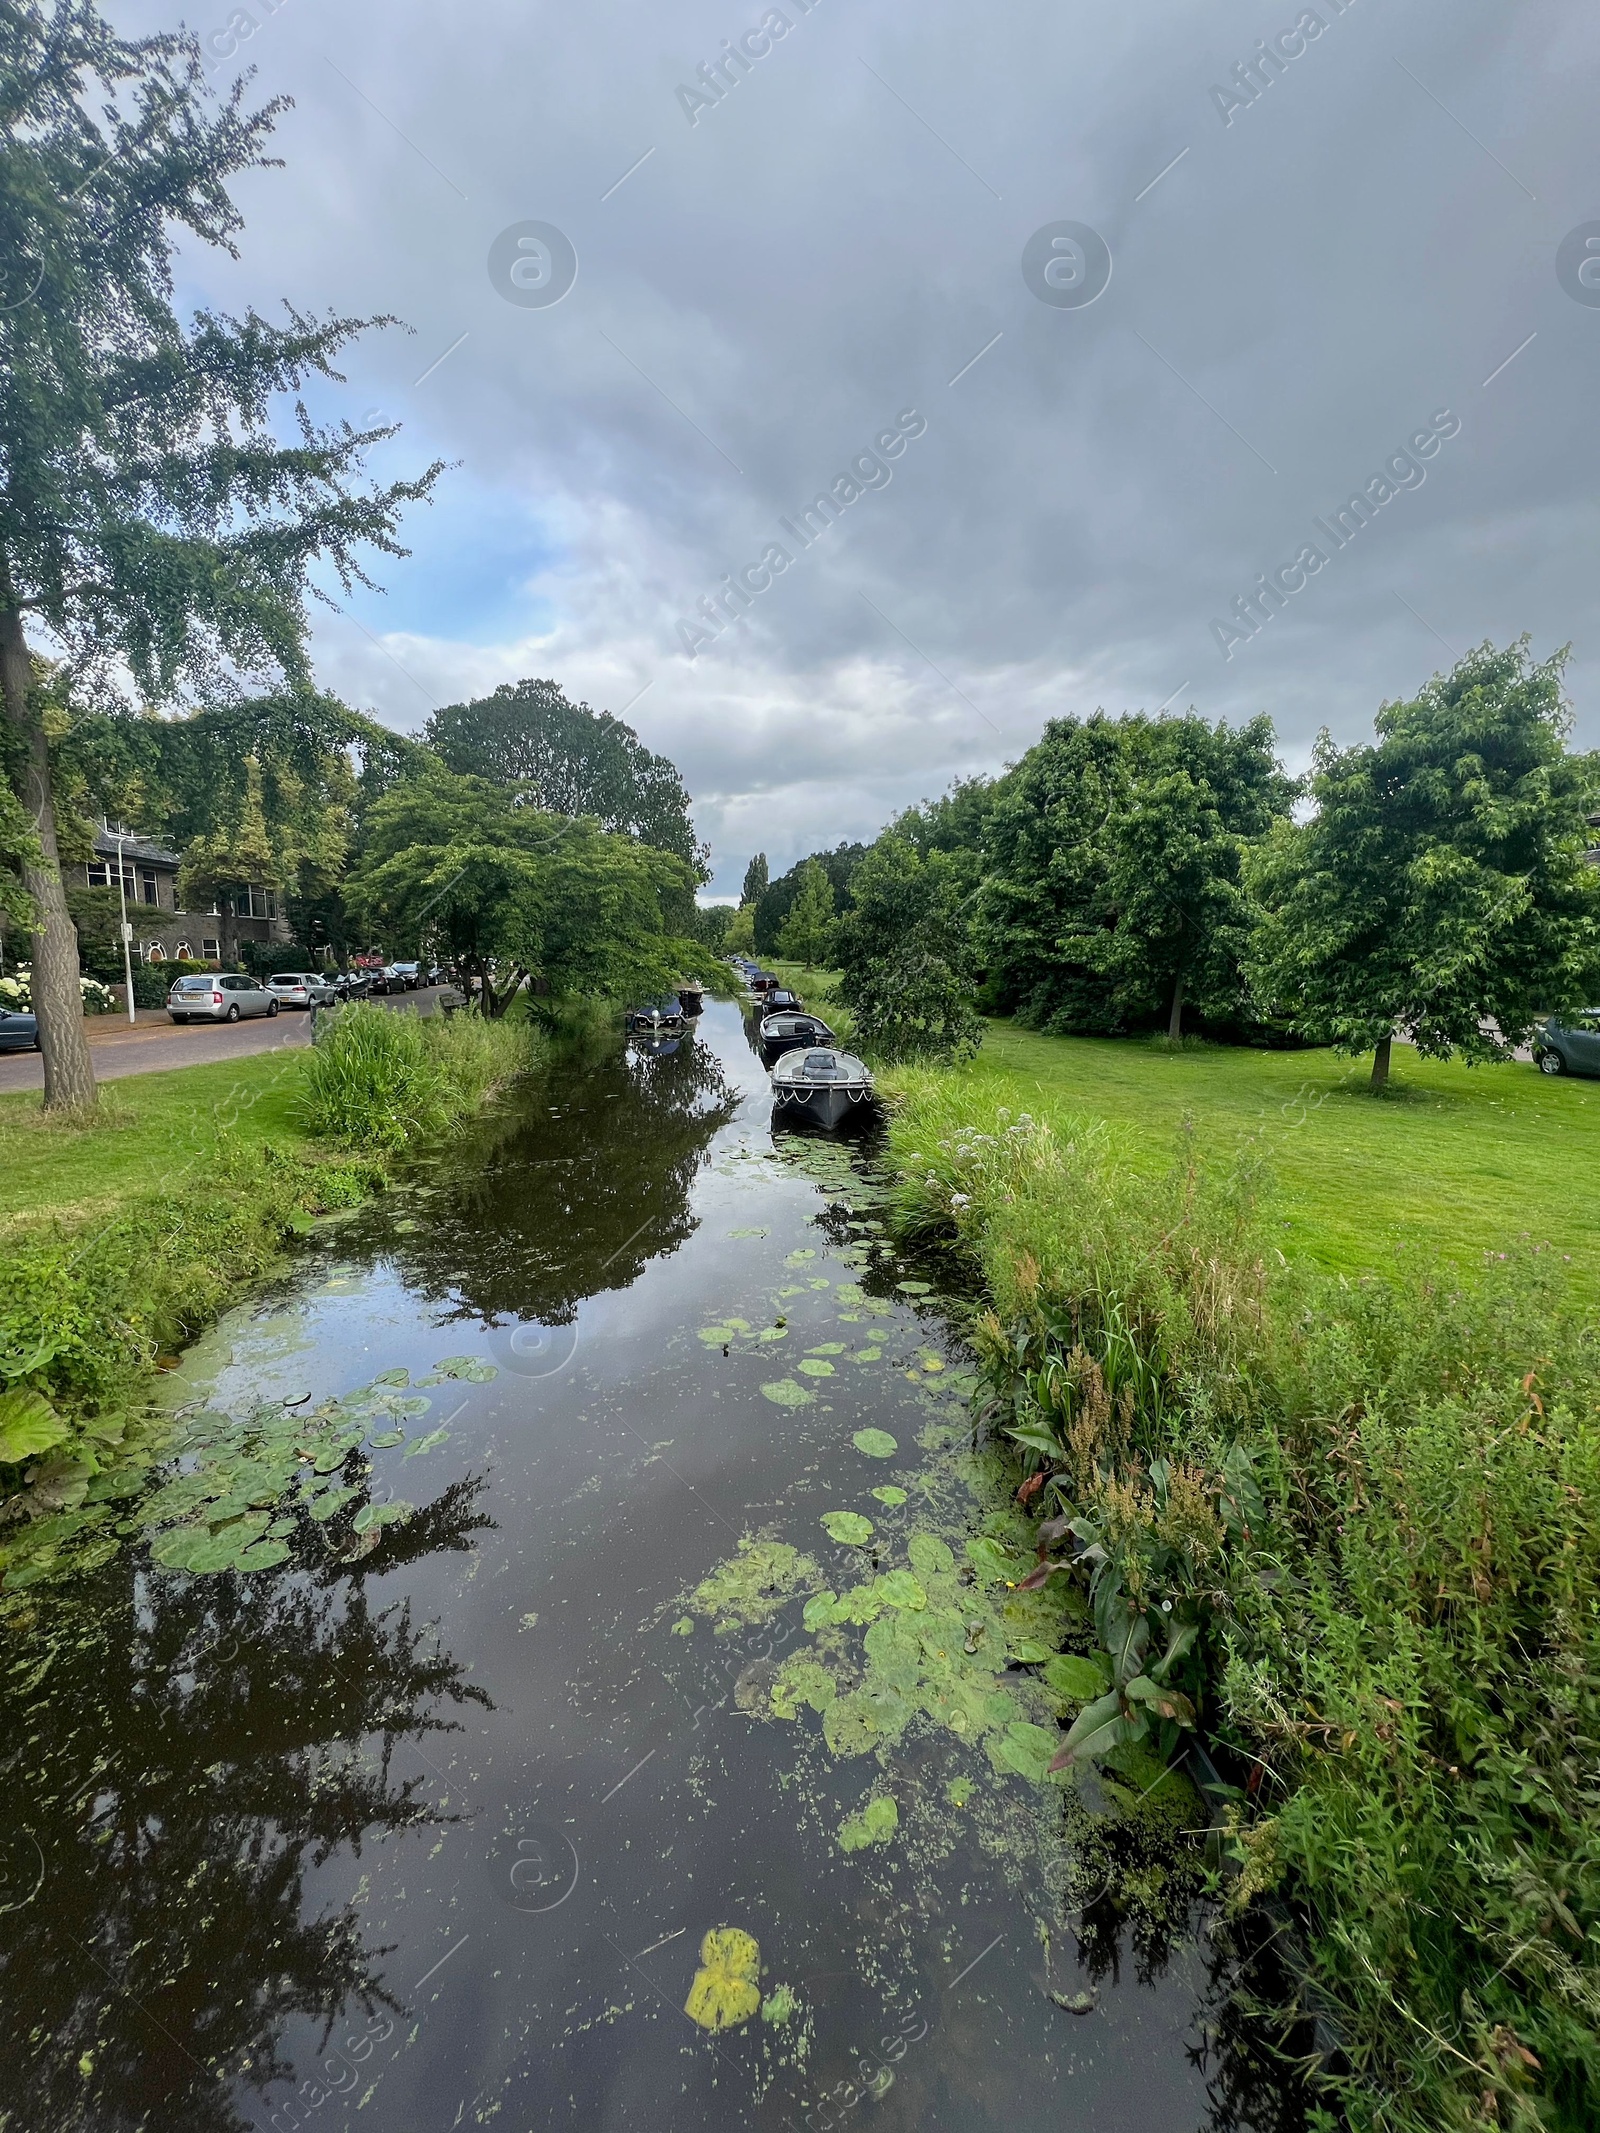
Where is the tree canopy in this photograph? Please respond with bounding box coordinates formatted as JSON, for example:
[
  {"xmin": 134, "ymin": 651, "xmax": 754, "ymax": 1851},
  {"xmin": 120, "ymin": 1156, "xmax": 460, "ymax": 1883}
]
[
  {"xmin": 754, "ymin": 842, "xmax": 869, "ymax": 955},
  {"xmin": 345, "ymin": 765, "xmax": 705, "ymax": 1015},
  {"xmin": 834, "ymin": 834, "xmax": 981, "ymax": 1062},
  {"xmin": 977, "ymin": 713, "xmax": 1294, "ymax": 1036},
  {"xmin": 0, "ymin": 3, "xmax": 440, "ymax": 1103},
  {"xmin": 1249, "ymin": 639, "xmax": 1600, "ymax": 1086},
  {"xmin": 740, "ymin": 852, "xmax": 769, "ymax": 906},
  {"xmin": 775, "ymin": 859, "xmax": 835, "ymax": 970},
  {"xmin": 423, "ymin": 678, "xmax": 706, "ymax": 876}
]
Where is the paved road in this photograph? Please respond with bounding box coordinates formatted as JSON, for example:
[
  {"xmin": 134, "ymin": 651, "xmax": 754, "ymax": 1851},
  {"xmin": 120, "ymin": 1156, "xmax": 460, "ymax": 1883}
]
[{"xmin": 0, "ymin": 986, "xmax": 449, "ymax": 1096}]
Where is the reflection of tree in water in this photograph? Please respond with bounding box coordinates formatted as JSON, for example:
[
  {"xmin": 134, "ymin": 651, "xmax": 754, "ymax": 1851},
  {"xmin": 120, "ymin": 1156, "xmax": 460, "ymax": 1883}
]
[
  {"xmin": 390, "ymin": 1027, "xmax": 739, "ymax": 1325},
  {"xmin": 0, "ymin": 1478, "xmax": 491, "ymax": 2133}
]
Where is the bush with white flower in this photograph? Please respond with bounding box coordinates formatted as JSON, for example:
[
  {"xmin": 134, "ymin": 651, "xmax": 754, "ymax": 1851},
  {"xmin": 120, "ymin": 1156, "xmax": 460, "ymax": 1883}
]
[{"xmin": 0, "ymin": 968, "xmax": 116, "ymax": 1015}]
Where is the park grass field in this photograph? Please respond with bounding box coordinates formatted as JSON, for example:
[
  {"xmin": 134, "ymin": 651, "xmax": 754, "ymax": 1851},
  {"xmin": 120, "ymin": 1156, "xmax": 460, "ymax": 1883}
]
[
  {"xmin": 764, "ymin": 963, "xmax": 1600, "ymax": 1280},
  {"xmin": 0, "ymin": 1051, "xmax": 312, "ymax": 1228}
]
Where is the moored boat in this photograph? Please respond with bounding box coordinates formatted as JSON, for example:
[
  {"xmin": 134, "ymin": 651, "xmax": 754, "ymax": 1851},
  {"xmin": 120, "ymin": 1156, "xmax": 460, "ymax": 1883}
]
[
  {"xmin": 676, "ymin": 979, "xmax": 705, "ymax": 1016},
  {"xmin": 626, "ymin": 996, "xmax": 688, "ymax": 1036},
  {"xmin": 770, "ymin": 1045, "xmax": 875, "ymax": 1128},
  {"xmin": 759, "ymin": 1011, "xmax": 836, "ymax": 1057}
]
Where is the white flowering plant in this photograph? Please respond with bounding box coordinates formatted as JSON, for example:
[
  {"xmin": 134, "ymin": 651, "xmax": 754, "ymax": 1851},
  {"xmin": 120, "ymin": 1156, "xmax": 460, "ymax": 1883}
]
[{"xmin": 0, "ymin": 968, "xmax": 116, "ymax": 1015}]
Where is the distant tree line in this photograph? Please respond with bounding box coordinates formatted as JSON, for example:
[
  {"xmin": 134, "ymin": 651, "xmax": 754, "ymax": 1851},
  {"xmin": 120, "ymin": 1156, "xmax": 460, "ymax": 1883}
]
[{"xmin": 731, "ymin": 640, "xmax": 1600, "ymax": 1084}]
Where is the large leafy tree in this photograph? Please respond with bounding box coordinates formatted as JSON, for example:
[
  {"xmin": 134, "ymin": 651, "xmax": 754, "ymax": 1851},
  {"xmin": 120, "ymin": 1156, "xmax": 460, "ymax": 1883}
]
[
  {"xmin": 976, "ymin": 713, "xmax": 1292, "ymax": 1036},
  {"xmin": 346, "ymin": 765, "xmax": 704, "ymax": 1015},
  {"xmin": 1249, "ymin": 639, "xmax": 1600, "ymax": 1089},
  {"xmin": 833, "ymin": 833, "xmax": 981, "ymax": 1062},
  {"xmin": 424, "ymin": 679, "xmax": 707, "ymax": 877},
  {"xmin": 0, "ymin": 5, "xmax": 441, "ymax": 1106}
]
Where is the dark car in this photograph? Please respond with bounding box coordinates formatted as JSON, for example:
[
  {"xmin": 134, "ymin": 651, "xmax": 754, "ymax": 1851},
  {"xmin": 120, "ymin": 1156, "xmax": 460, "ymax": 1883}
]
[
  {"xmin": 1535, "ymin": 1012, "xmax": 1600, "ymax": 1077},
  {"xmin": 0, "ymin": 1009, "xmax": 40, "ymax": 1052}
]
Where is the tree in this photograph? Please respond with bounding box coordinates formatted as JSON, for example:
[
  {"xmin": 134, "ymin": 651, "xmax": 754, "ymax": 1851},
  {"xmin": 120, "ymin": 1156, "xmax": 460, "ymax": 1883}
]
[
  {"xmin": 775, "ymin": 859, "xmax": 834, "ymax": 973},
  {"xmin": 834, "ymin": 834, "xmax": 981, "ymax": 1062},
  {"xmin": 424, "ymin": 678, "xmax": 706, "ymax": 876},
  {"xmin": 0, "ymin": 7, "xmax": 440, "ymax": 1105},
  {"xmin": 725, "ymin": 902, "xmax": 755, "ymax": 954},
  {"xmin": 754, "ymin": 842, "xmax": 869, "ymax": 955},
  {"xmin": 740, "ymin": 852, "xmax": 769, "ymax": 906},
  {"xmin": 692, "ymin": 902, "xmax": 734, "ymax": 950},
  {"xmin": 1249, "ymin": 640, "xmax": 1600, "ymax": 1089},
  {"xmin": 345, "ymin": 765, "xmax": 703, "ymax": 1015},
  {"xmin": 976, "ymin": 713, "xmax": 1293, "ymax": 1036}
]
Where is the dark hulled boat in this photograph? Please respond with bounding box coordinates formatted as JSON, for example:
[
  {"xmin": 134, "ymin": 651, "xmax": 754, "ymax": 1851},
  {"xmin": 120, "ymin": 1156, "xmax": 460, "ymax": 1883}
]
[{"xmin": 770, "ymin": 1045, "xmax": 875, "ymax": 1128}]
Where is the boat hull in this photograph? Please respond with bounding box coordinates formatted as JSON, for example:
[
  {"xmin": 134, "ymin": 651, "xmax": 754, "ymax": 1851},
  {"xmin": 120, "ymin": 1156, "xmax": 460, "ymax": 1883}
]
[{"xmin": 772, "ymin": 1082, "xmax": 869, "ymax": 1129}]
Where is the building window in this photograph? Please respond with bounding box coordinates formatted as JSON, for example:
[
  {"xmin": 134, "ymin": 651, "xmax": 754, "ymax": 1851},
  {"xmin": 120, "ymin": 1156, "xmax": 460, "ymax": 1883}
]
[
  {"xmin": 176, "ymin": 942, "xmax": 192, "ymax": 961},
  {"xmin": 201, "ymin": 938, "xmax": 220, "ymax": 961},
  {"xmin": 88, "ymin": 861, "xmax": 138, "ymax": 894},
  {"xmin": 140, "ymin": 870, "xmax": 159, "ymax": 906},
  {"xmin": 231, "ymin": 885, "xmax": 279, "ymax": 921}
]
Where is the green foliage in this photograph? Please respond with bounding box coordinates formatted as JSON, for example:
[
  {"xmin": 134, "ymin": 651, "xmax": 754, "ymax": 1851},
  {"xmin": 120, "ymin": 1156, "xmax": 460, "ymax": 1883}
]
[
  {"xmin": 834, "ymin": 836, "xmax": 981, "ymax": 1063},
  {"xmin": 885, "ymin": 1069, "xmax": 1600, "ymax": 2132},
  {"xmin": 740, "ymin": 852, "xmax": 769, "ymax": 906},
  {"xmin": 977, "ymin": 711, "xmax": 1294, "ymax": 1035},
  {"xmin": 1249, "ymin": 640, "xmax": 1600, "ymax": 1073},
  {"xmin": 693, "ymin": 902, "xmax": 734, "ymax": 949},
  {"xmin": 298, "ymin": 1002, "xmax": 534, "ymax": 1152},
  {"xmin": 345, "ymin": 764, "xmax": 701, "ymax": 1014},
  {"xmin": 424, "ymin": 677, "xmax": 706, "ymax": 876},
  {"xmin": 755, "ymin": 842, "xmax": 868, "ymax": 955},
  {"xmin": 774, "ymin": 858, "xmax": 835, "ymax": 969}
]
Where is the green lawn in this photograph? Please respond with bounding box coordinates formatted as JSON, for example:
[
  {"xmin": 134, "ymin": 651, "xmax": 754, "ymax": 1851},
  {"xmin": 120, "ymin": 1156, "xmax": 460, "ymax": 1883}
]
[
  {"xmin": 0, "ymin": 1051, "xmax": 313, "ymax": 1227},
  {"xmin": 922, "ymin": 1024, "xmax": 1600, "ymax": 1279},
  {"xmin": 763, "ymin": 966, "xmax": 1600, "ymax": 1279}
]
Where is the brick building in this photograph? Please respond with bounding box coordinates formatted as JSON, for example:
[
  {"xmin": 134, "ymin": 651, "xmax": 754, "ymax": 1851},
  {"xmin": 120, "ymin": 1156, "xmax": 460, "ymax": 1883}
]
[{"xmin": 86, "ymin": 823, "xmax": 293, "ymax": 967}]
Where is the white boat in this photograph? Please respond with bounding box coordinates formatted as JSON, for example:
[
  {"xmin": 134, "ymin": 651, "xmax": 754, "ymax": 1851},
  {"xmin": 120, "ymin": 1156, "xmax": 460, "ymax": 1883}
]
[{"xmin": 770, "ymin": 1045, "xmax": 874, "ymax": 1127}]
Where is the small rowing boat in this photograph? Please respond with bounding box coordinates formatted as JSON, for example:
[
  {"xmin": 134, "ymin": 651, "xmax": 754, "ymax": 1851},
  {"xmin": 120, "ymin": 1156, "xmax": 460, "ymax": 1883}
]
[{"xmin": 770, "ymin": 1045, "xmax": 875, "ymax": 1128}]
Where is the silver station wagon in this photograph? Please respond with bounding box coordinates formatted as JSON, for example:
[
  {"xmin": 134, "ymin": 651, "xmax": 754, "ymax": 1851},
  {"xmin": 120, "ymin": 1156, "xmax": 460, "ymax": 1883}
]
[{"xmin": 167, "ymin": 973, "xmax": 279, "ymax": 1023}]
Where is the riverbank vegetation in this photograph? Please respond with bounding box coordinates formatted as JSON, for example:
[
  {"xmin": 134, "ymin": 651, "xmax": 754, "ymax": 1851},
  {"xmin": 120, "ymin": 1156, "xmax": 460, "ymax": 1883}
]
[
  {"xmin": 882, "ymin": 1072, "xmax": 1600, "ymax": 2131},
  {"xmin": 0, "ymin": 1006, "xmax": 536, "ymax": 1528}
]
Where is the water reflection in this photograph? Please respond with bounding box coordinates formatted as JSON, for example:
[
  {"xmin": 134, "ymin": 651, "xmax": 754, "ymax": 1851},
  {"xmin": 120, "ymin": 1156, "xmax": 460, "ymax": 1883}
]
[
  {"xmin": 385, "ymin": 1025, "xmax": 739, "ymax": 1326},
  {"xmin": 0, "ymin": 1481, "xmax": 491, "ymax": 2133}
]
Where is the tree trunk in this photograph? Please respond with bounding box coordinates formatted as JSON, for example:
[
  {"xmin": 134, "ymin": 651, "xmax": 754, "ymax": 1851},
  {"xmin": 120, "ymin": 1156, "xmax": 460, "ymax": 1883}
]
[
  {"xmin": 1167, "ymin": 969, "xmax": 1185, "ymax": 1042},
  {"xmin": 0, "ymin": 605, "xmax": 96, "ymax": 1109},
  {"xmin": 1370, "ymin": 1033, "xmax": 1392, "ymax": 1092}
]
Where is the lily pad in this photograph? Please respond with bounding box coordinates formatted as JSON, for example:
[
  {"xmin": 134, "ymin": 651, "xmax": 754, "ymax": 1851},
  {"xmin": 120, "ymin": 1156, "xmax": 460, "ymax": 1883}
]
[
  {"xmin": 820, "ymin": 1511, "xmax": 874, "ymax": 1546},
  {"xmin": 368, "ymin": 1429, "xmax": 405, "ymax": 1449},
  {"xmin": 236, "ymin": 1539, "xmax": 291, "ymax": 1572},
  {"xmin": 896, "ymin": 1280, "xmax": 932, "ymax": 1295},
  {"xmin": 785, "ymin": 1249, "xmax": 817, "ymax": 1264},
  {"xmin": 727, "ymin": 1227, "xmax": 769, "ymax": 1238},
  {"xmin": 796, "ymin": 1359, "xmax": 835, "ymax": 1378},
  {"xmin": 852, "ymin": 1428, "xmax": 898, "ymax": 1459},
  {"xmin": 1009, "ymin": 1638, "xmax": 1053, "ymax": 1666},
  {"xmin": 372, "ymin": 1368, "xmax": 410, "ymax": 1387},
  {"xmin": 352, "ymin": 1501, "xmax": 413, "ymax": 1533},
  {"xmin": 988, "ymin": 1720, "xmax": 1065, "ymax": 1786},
  {"xmin": 838, "ymin": 1795, "xmax": 898, "ymax": 1853},
  {"xmin": 432, "ymin": 1356, "xmax": 497, "ymax": 1382},
  {"xmin": 756, "ymin": 1327, "xmax": 788, "ymax": 1342},
  {"xmin": 853, "ymin": 1347, "xmax": 884, "ymax": 1363},
  {"xmin": 908, "ymin": 1533, "xmax": 955, "ymax": 1578},
  {"xmin": 876, "ymin": 1569, "xmax": 926, "ymax": 1610},
  {"xmin": 760, "ymin": 1379, "xmax": 814, "ymax": 1408},
  {"xmin": 807, "ymin": 1343, "xmax": 846, "ymax": 1356},
  {"xmin": 402, "ymin": 1428, "xmax": 450, "ymax": 1457},
  {"xmin": 871, "ymin": 1485, "xmax": 908, "ymax": 1507}
]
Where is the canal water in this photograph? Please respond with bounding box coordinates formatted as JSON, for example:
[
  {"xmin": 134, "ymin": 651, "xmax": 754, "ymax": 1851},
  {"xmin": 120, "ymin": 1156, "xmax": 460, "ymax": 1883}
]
[{"xmin": 0, "ymin": 1000, "xmax": 1304, "ymax": 2133}]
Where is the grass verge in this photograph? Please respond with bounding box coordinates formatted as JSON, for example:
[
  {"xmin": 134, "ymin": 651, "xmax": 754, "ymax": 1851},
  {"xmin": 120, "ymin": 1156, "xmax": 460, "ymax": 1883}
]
[{"xmin": 881, "ymin": 1063, "xmax": 1599, "ymax": 2132}]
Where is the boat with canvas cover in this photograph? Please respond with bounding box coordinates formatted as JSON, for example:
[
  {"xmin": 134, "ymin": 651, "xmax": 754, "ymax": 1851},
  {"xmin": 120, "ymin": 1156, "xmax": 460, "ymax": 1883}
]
[
  {"xmin": 770, "ymin": 1045, "xmax": 874, "ymax": 1127},
  {"xmin": 759, "ymin": 1010, "xmax": 836, "ymax": 1057},
  {"xmin": 626, "ymin": 996, "xmax": 687, "ymax": 1035}
]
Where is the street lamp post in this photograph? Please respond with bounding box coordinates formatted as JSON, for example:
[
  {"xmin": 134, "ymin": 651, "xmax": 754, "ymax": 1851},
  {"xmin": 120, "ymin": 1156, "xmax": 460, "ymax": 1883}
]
[{"xmin": 114, "ymin": 830, "xmax": 136, "ymax": 1026}]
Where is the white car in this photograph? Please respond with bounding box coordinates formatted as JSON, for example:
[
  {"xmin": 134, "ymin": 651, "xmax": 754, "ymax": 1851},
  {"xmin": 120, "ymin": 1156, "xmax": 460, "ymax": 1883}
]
[
  {"xmin": 265, "ymin": 972, "xmax": 337, "ymax": 1009},
  {"xmin": 167, "ymin": 973, "xmax": 279, "ymax": 1023}
]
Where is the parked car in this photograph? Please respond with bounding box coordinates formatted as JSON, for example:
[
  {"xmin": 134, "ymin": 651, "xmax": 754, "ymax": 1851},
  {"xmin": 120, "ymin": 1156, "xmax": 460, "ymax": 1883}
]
[
  {"xmin": 1534, "ymin": 1011, "xmax": 1600, "ymax": 1077},
  {"xmin": 0, "ymin": 1009, "xmax": 40, "ymax": 1053},
  {"xmin": 167, "ymin": 972, "xmax": 278, "ymax": 1023},
  {"xmin": 333, "ymin": 970, "xmax": 371, "ymax": 1001},
  {"xmin": 265, "ymin": 972, "xmax": 337, "ymax": 1010},
  {"xmin": 388, "ymin": 962, "xmax": 422, "ymax": 990}
]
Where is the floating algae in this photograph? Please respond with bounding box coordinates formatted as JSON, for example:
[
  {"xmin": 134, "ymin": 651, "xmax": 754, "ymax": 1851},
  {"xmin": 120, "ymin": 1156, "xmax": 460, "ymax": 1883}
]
[
  {"xmin": 684, "ymin": 1927, "xmax": 761, "ymax": 2031},
  {"xmin": 838, "ymin": 1794, "xmax": 899, "ymax": 1852}
]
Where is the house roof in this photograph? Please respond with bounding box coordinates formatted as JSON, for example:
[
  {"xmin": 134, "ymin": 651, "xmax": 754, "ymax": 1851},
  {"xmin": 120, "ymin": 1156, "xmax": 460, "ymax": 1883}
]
[{"xmin": 92, "ymin": 827, "xmax": 181, "ymax": 868}]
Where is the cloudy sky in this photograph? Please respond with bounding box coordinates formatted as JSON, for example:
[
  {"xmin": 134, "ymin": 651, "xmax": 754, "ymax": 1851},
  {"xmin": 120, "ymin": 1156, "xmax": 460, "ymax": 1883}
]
[{"xmin": 118, "ymin": 0, "xmax": 1599, "ymax": 893}]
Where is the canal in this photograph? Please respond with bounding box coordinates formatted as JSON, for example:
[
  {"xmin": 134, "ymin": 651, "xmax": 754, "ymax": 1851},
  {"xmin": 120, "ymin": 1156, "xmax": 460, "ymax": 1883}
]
[{"xmin": 0, "ymin": 1000, "xmax": 1304, "ymax": 2132}]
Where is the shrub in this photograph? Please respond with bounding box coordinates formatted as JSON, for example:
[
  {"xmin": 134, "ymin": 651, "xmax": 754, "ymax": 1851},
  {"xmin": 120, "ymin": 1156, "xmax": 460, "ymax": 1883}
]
[
  {"xmin": 298, "ymin": 1002, "xmax": 534, "ymax": 1151},
  {"xmin": 0, "ymin": 968, "xmax": 116, "ymax": 1015}
]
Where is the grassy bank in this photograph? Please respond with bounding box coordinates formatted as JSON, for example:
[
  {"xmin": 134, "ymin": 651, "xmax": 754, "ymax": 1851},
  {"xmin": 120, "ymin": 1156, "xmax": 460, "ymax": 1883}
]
[
  {"xmin": 0, "ymin": 1008, "xmax": 537, "ymax": 1533},
  {"xmin": 881, "ymin": 1063, "xmax": 1600, "ymax": 2133}
]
